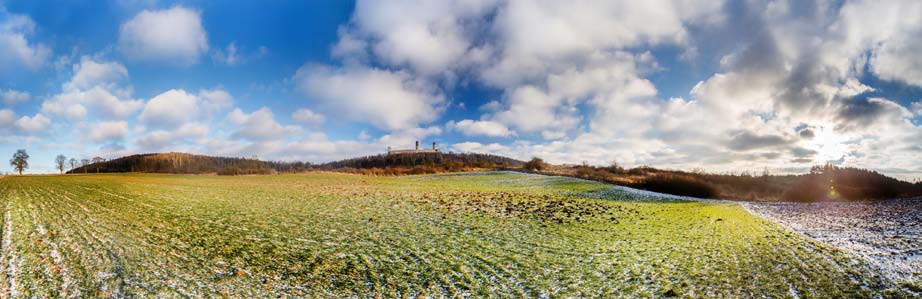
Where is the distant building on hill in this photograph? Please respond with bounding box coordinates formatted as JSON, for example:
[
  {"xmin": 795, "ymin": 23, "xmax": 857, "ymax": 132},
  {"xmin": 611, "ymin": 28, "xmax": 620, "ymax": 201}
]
[{"xmin": 387, "ymin": 141, "xmax": 440, "ymax": 155}]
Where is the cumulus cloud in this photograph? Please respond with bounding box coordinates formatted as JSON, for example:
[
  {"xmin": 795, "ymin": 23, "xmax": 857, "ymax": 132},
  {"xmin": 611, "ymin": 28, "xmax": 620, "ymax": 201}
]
[
  {"xmin": 64, "ymin": 57, "xmax": 129, "ymax": 90},
  {"xmin": 86, "ymin": 121, "xmax": 129, "ymax": 142},
  {"xmin": 294, "ymin": 65, "xmax": 445, "ymax": 131},
  {"xmin": 340, "ymin": 0, "xmax": 500, "ymax": 75},
  {"xmin": 1, "ymin": 89, "xmax": 29, "ymax": 105},
  {"xmin": 14, "ymin": 113, "xmax": 50, "ymax": 132},
  {"xmin": 118, "ymin": 6, "xmax": 209, "ymax": 65},
  {"xmin": 197, "ymin": 88, "xmax": 234, "ymax": 112},
  {"xmin": 140, "ymin": 89, "xmax": 199, "ymax": 126},
  {"xmin": 278, "ymin": 132, "xmax": 382, "ymax": 162},
  {"xmin": 838, "ymin": 0, "xmax": 922, "ymax": 87},
  {"xmin": 291, "ymin": 108, "xmax": 325, "ymax": 125},
  {"xmin": 312, "ymin": 0, "xmax": 920, "ymax": 177},
  {"xmin": 0, "ymin": 9, "xmax": 50, "ymax": 70},
  {"xmin": 0, "ymin": 109, "xmax": 50, "ymax": 135},
  {"xmin": 226, "ymin": 107, "xmax": 300, "ymax": 141},
  {"xmin": 0, "ymin": 109, "xmax": 15, "ymax": 127},
  {"xmin": 135, "ymin": 122, "xmax": 208, "ymax": 150},
  {"xmin": 42, "ymin": 86, "xmax": 143, "ymax": 120},
  {"xmin": 41, "ymin": 57, "xmax": 143, "ymax": 121},
  {"xmin": 139, "ymin": 88, "xmax": 233, "ymax": 128},
  {"xmin": 452, "ymin": 141, "xmax": 510, "ymax": 153},
  {"xmin": 448, "ymin": 119, "xmax": 513, "ymax": 137}
]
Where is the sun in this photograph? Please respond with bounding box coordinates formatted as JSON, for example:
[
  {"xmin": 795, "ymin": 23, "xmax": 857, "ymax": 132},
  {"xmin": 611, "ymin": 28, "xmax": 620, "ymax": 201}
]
[{"xmin": 810, "ymin": 126, "xmax": 848, "ymax": 163}]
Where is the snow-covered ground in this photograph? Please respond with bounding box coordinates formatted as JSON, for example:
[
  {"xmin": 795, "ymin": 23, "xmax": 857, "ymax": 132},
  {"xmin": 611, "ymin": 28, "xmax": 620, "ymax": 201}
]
[
  {"xmin": 741, "ymin": 198, "xmax": 922, "ymax": 285},
  {"xmin": 472, "ymin": 171, "xmax": 921, "ymax": 288},
  {"xmin": 580, "ymin": 177, "xmax": 921, "ymax": 288}
]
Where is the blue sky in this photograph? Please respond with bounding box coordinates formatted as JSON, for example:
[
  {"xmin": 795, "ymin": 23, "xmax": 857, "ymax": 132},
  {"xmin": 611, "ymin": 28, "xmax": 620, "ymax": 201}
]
[{"xmin": 1, "ymin": 0, "xmax": 921, "ymax": 180}]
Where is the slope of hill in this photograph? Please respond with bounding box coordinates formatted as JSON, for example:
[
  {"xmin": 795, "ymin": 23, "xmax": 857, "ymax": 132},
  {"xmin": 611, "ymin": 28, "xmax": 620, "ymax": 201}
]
[
  {"xmin": 68, "ymin": 152, "xmax": 920, "ymax": 201},
  {"xmin": 319, "ymin": 152, "xmax": 523, "ymax": 170},
  {"xmin": 67, "ymin": 152, "xmax": 522, "ymax": 176},
  {"xmin": 547, "ymin": 163, "xmax": 922, "ymax": 201},
  {"xmin": 67, "ymin": 152, "xmax": 311, "ymax": 175}
]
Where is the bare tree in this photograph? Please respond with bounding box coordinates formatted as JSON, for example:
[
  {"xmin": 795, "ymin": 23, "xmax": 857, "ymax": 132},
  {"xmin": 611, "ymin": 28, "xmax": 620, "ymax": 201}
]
[
  {"xmin": 81, "ymin": 158, "xmax": 90, "ymax": 174},
  {"xmin": 92, "ymin": 157, "xmax": 105, "ymax": 173},
  {"xmin": 68, "ymin": 158, "xmax": 77, "ymax": 171},
  {"xmin": 9, "ymin": 149, "xmax": 29, "ymax": 175},
  {"xmin": 55, "ymin": 154, "xmax": 67, "ymax": 174}
]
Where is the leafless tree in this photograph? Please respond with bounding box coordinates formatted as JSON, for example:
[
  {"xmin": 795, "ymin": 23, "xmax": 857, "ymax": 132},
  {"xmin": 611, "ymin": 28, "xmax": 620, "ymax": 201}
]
[
  {"xmin": 55, "ymin": 154, "xmax": 67, "ymax": 174},
  {"xmin": 9, "ymin": 149, "xmax": 29, "ymax": 175},
  {"xmin": 91, "ymin": 157, "xmax": 105, "ymax": 173},
  {"xmin": 81, "ymin": 158, "xmax": 90, "ymax": 174}
]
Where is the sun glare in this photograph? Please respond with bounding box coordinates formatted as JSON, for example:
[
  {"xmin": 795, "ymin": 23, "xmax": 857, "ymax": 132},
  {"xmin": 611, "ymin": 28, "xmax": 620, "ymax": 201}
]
[{"xmin": 811, "ymin": 126, "xmax": 848, "ymax": 163}]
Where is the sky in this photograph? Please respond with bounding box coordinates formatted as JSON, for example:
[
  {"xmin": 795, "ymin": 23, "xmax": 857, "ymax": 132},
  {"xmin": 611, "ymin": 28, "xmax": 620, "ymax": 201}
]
[{"xmin": 1, "ymin": 0, "xmax": 920, "ymax": 180}]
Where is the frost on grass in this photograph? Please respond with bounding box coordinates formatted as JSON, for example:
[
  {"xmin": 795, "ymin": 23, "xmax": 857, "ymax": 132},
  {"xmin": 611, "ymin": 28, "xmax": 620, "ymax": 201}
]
[
  {"xmin": 743, "ymin": 198, "xmax": 922, "ymax": 292},
  {"xmin": 0, "ymin": 172, "xmax": 913, "ymax": 297}
]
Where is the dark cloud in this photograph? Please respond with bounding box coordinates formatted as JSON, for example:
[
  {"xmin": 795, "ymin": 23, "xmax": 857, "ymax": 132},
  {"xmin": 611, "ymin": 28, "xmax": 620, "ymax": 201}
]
[
  {"xmin": 727, "ymin": 131, "xmax": 791, "ymax": 151},
  {"xmin": 761, "ymin": 152, "xmax": 781, "ymax": 159},
  {"xmin": 798, "ymin": 128, "xmax": 815, "ymax": 138},
  {"xmin": 790, "ymin": 158, "xmax": 813, "ymax": 163},
  {"xmin": 790, "ymin": 147, "xmax": 818, "ymax": 158},
  {"xmin": 835, "ymin": 96, "xmax": 907, "ymax": 130}
]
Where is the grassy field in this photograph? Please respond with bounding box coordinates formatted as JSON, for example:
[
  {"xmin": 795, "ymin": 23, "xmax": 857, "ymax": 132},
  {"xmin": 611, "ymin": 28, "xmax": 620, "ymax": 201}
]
[{"xmin": 0, "ymin": 172, "xmax": 910, "ymax": 298}]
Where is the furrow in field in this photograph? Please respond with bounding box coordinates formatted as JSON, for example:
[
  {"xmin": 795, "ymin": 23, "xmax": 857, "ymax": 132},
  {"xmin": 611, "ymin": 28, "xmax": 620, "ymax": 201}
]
[
  {"xmin": 46, "ymin": 184, "xmax": 208, "ymax": 297},
  {"xmin": 1, "ymin": 191, "xmax": 16, "ymax": 298}
]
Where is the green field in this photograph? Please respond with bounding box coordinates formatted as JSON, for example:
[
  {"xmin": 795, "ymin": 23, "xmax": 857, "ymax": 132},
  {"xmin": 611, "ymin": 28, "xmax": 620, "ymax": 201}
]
[{"xmin": 0, "ymin": 172, "xmax": 908, "ymax": 298}]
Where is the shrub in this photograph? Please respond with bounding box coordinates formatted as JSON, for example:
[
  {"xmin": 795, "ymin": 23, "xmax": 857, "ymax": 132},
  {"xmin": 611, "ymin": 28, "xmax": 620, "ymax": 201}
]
[
  {"xmin": 524, "ymin": 157, "xmax": 547, "ymax": 171},
  {"xmin": 218, "ymin": 167, "xmax": 242, "ymax": 176},
  {"xmin": 632, "ymin": 174, "xmax": 718, "ymax": 198}
]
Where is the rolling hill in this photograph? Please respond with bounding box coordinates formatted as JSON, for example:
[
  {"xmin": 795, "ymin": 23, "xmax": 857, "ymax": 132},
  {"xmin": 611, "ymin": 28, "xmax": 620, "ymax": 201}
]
[{"xmin": 68, "ymin": 152, "xmax": 921, "ymax": 201}]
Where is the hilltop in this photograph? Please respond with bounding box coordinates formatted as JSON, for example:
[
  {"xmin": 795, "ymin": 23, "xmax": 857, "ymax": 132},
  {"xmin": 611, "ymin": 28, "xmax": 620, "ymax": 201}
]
[
  {"xmin": 67, "ymin": 152, "xmax": 310, "ymax": 175},
  {"xmin": 67, "ymin": 151, "xmax": 522, "ymax": 176}
]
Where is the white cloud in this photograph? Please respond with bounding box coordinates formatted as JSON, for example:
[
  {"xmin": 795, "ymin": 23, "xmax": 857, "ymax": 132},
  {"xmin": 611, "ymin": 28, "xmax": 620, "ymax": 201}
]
[
  {"xmin": 140, "ymin": 89, "xmax": 199, "ymax": 127},
  {"xmin": 279, "ymin": 132, "xmax": 381, "ymax": 162},
  {"xmin": 41, "ymin": 57, "xmax": 142, "ymax": 121},
  {"xmin": 197, "ymin": 88, "xmax": 233, "ymax": 112},
  {"xmin": 226, "ymin": 107, "xmax": 300, "ymax": 141},
  {"xmin": 294, "ymin": 65, "xmax": 445, "ymax": 131},
  {"xmin": 118, "ymin": 6, "xmax": 209, "ymax": 65},
  {"xmin": 448, "ymin": 119, "xmax": 513, "ymax": 137},
  {"xmin": 0, "ymin": 10, "xmax": 50, "ymax": 70},
  {"xmin": 377, "ymin": 126, "xmax": 442, "ymax": 147},
  {"xmin": 1, "ymin": 89, "xmax": 30, "ymax": 105},
  {"xmin": 135, "ymin": 122, "xmax": 208, "ymax": 150},
  {"xmin": 912, "ymin": 101, "xmax": 922, "ymax": 115},
  {"xmin": 14, "ymin": 113, "xmax": 50, "ymax": 132},
  {"xmin": 492, "ymin": 85, "xmax": 581, "ymax": 137},
  {"xmin": 452, "ymin": 141, "xmax": 510, "ymax": 153},
  {"xmin": 481, "ymin": 0, "xmax": 719, "ymax": 86},
  {"xmin": 834, "ymin": 0, "xmax": 922, "ymax": 87},
  {"xmin": 212, "ymin": 42, "xmax": 239, "ymax": 65},
  {"xmin": 87, "ymin": 121, "xmax": 129, "ymax": 142},
  {"xmin": 42, "ymin": 86, "xmax": 143, "ymax": 120},
  {"xmin": 291, "ymin": 108, "xmax": 325, "ymax": 125},
  {"xmin": 0, "ymin": 109, "xmax": 14, "ymax": 127},
  {"xmin": 344, "ymin": 0, "xmax": 501, "ymax": 75},
  {"xmin": 65, "ymin": 56, "xmax": 129, "ymax": 90}
]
